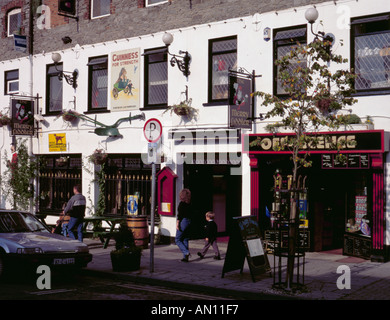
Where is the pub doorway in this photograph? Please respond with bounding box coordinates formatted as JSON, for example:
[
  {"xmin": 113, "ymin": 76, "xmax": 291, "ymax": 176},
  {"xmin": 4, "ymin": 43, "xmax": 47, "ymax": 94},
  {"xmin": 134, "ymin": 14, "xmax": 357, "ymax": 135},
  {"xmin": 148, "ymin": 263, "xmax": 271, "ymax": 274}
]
[{"xmin": 184, "ymin": 164, "xmax": 242, "ymax": 239}]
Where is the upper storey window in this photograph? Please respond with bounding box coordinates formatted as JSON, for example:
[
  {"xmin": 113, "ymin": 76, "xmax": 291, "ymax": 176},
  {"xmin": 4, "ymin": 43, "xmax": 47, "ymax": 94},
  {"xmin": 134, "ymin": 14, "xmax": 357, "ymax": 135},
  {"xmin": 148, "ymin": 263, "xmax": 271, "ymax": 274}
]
[
  {"xmin": 91, "ymin": 0, "xmax": 110, "ymax": 19},
  {"xmin": 351, "ymin": 14, "xmax": 390, "ymax": 94},
  {"xmin": 273, "ymin": 26, "xmax": 307, "ymax": 96},
  {"xmin": 7, "ymin": 8, "xmax": 21, "ymax": 37},
  {"xmin": 146, "ymin": 0, "xmax": 168, "ymax": 7}
]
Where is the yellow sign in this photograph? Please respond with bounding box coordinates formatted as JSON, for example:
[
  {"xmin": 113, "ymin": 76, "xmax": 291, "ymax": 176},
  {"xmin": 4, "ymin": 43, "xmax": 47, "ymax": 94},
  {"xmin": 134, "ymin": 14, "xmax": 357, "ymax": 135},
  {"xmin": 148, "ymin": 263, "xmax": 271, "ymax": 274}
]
[
  {"xmin": 127, "ymin": 195, "xmax": 138, "ymax": 215},
  {"xmin": 49, "ymin": 133, "xmax": 66, "ymax": 152}
]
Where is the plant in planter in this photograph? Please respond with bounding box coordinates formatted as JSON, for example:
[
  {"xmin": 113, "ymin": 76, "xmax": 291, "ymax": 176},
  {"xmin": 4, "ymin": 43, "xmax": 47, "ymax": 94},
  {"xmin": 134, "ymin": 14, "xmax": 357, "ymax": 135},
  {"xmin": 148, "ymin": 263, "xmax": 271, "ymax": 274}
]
[
  {"xmin": 0, "ymin": 111, "xmax": 11, "ymax": 127},
  {"xmin": 110, "ymin": 223, "xmax": 142, "ymax": 272},
  {"xmin": 88, "ymin": 149, "xmax": 108, "ymax": 165},
  {"xmin": 163, "ymin": 99, "xmax": 198, "ymax": 120}
]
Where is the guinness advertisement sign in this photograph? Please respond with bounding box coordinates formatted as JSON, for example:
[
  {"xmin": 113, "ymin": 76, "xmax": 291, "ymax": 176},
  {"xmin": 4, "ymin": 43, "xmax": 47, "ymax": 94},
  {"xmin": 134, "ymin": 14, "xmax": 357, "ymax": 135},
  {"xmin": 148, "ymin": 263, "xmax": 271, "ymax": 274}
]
[{"xmin": 244, "ymin": 130, "xmax": 385, "ymax": 154}]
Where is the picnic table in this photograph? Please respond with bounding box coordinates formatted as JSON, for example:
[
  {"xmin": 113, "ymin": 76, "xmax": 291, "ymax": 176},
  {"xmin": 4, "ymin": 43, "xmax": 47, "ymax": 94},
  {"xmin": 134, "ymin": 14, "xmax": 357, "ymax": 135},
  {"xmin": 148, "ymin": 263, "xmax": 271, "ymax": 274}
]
[{"xmin": 83, "ymin": 216, "xmax": 127, "ymax": 249}]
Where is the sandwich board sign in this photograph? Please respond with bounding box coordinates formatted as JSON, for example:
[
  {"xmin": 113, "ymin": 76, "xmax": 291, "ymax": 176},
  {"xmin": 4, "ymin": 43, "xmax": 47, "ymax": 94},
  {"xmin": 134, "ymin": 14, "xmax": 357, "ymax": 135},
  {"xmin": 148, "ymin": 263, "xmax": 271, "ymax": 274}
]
[{"xmin": 222, "ymin": 215, "xmax": 271, "ymax": 282}]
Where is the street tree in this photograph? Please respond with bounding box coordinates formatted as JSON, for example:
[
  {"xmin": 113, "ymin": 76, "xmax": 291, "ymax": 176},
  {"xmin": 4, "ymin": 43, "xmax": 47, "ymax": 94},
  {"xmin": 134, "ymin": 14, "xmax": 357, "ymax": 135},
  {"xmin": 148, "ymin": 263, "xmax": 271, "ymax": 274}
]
[{"xmin": 252, "ymin": 37, "xmax": 357, "ymax": 289}]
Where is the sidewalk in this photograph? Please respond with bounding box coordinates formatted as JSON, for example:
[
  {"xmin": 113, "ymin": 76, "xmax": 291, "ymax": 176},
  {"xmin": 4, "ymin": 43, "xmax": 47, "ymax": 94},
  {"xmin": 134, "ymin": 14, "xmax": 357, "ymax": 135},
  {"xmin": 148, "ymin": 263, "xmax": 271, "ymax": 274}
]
[{"xmin": 83, "ymin": 237, "xmax": 390, "ymax": 300}]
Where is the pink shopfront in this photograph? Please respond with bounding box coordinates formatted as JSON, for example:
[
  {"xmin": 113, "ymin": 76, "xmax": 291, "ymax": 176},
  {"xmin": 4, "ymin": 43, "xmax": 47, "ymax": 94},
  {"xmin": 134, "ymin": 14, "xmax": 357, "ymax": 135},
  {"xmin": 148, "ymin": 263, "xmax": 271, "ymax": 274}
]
[{"xmin": 244, "ymin": 130, "xmax": 389, "ymax": 262}]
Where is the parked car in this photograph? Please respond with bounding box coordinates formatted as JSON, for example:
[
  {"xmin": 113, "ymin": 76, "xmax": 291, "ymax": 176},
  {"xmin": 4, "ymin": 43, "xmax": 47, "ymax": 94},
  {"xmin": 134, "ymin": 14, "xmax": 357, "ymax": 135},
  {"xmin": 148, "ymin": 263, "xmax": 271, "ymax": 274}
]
[{"xmin": 0, "ymin": 210, "xmax": 92, "ymax": 278}]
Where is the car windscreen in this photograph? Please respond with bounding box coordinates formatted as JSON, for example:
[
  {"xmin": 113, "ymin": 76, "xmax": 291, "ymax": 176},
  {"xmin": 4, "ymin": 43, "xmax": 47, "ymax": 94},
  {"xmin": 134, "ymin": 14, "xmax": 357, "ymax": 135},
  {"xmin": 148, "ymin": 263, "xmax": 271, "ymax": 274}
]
[{"xmin": 0, "ymin": 212, "xmax": 49, "ymax": 233}]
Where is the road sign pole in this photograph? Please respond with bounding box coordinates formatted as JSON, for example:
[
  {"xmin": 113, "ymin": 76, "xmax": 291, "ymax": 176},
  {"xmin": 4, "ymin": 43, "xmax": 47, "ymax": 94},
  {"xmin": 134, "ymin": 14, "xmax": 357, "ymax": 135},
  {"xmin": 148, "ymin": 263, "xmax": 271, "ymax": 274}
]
[
  {"xmin": 150, "ymin": 160, "xmax": 156, "ymax": 273},
  {"xmin": 143, "ymin": 119, "xmax": 162, "ymax": 274}
]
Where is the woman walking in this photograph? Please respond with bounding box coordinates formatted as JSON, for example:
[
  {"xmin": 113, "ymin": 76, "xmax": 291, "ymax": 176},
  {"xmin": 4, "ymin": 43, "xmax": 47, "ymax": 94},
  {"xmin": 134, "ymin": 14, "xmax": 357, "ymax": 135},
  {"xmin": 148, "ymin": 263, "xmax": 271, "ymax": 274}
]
[{"xmin": 175, "ymin": 188, "xmax": 193, "ymax": 262}]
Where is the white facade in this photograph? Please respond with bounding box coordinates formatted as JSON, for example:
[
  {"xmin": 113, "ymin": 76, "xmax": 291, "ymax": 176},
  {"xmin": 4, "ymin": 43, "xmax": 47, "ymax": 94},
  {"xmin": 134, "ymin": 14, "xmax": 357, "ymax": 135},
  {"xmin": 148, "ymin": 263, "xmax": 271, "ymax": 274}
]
[{"xmin": 0, "ymin": 0, "xmax": 389, "ymax": 245}]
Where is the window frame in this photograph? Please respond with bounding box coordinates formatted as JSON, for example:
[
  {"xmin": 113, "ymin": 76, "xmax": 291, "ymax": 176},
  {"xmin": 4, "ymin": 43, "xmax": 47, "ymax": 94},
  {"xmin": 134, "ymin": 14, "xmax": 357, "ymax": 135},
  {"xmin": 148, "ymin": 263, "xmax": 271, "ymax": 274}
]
[
  {"xmin": 46, "ymin": 63, "xmax": 63, "ymax": 115},
  {"xmin": 351, "ymin": 13, "xmax": 390, "ymax": 96},
  {"xmin": 4, "ymin": 69, "xmax": 19, "ymax": 95},
  {"xmin": 143, "ymin": 47, "xmax": 168, "ymax": 109},
  {"xmin": 273, "ymin": 25, "xmax": 307, "ymax": 97},
  {"xmin": 87, "ymin": 55, "xmax": 108, "ymax": 112},
  {"xmin": 91, "ymin": 0, "xmax": 111, "ymax": 19},
  {"xmin": 7, "ymin": 8, "xmax": 22, "ymax": 37},
  {"xmin": 207, "ymin": 35, "xmax": 238, "ymax": 104},
  {"xmin": 146, "ymin": 0, "xmax": 168, "ymax": 7}
]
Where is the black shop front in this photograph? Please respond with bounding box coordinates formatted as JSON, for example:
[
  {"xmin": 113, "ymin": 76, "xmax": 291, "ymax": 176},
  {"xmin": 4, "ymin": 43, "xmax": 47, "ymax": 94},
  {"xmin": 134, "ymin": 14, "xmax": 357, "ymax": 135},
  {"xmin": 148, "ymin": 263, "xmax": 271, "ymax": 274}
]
[{"xmin": 244, "ymin": 130, "xmax": 389, "ymax": 262}]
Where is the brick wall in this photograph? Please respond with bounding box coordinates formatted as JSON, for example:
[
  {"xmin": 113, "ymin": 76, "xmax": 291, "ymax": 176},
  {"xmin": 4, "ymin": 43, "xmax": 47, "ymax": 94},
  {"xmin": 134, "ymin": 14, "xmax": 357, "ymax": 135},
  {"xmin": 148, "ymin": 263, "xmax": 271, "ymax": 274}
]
[{"xmin": 0, "ymin": 0, "xmax": 329, "ymax": 59}]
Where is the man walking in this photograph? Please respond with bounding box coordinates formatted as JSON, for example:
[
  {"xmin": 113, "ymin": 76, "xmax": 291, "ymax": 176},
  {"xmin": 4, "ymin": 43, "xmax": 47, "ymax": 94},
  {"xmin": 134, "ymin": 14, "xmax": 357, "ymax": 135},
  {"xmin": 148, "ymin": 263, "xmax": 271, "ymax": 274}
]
[{"xmin": 64, "ymin": 184, "xmax": 86, "ymax": 242}]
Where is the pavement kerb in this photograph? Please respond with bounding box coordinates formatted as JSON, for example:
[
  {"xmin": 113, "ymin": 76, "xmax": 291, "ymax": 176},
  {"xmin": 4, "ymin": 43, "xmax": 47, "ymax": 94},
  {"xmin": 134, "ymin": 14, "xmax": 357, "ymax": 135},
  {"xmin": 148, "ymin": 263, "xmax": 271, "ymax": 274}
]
[
  {"xmin": 81, "ymin": 268, "xmax": 300, "ymax": 300},
  {"xmin": 82, "ymin": 238, "xmax": 305, "ymax": 300}
]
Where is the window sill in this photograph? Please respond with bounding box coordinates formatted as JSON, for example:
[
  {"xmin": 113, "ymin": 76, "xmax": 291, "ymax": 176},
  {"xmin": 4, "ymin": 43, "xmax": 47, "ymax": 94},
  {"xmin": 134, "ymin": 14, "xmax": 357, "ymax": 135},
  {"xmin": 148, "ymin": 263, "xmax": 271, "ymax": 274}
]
[
  {"xmin": 140, "ymin": 106, "xmax": 168, "ymax": 111},
  {"xmin": 352, "ymin": 90, "xmax": 390, "ymax": 97},
  {"xmin": 42, "ymin": 112, "xmax": 61, "ymax": 117},
  {"xmin": 202, "ymin": 101, "xmax": 228, "ymax": 107},
  {"xmin": 84, "ymin": 109, "xmax": 110, "ymax": 115}
]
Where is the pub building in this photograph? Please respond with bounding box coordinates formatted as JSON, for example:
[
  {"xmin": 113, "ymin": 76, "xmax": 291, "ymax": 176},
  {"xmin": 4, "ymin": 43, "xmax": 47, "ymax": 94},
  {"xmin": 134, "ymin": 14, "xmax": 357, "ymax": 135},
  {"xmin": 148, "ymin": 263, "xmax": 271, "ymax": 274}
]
[{"xmin": 244, "ymin": 130, "xmax": 388, "ymax": 262}]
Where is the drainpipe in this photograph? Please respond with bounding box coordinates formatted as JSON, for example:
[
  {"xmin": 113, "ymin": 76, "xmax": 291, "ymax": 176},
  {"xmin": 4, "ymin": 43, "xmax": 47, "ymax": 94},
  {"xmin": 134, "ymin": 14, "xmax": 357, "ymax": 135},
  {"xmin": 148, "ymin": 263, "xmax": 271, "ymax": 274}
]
[{"xmin": 29, "ymin": 0, "xmax": 34, "ymax": 214}]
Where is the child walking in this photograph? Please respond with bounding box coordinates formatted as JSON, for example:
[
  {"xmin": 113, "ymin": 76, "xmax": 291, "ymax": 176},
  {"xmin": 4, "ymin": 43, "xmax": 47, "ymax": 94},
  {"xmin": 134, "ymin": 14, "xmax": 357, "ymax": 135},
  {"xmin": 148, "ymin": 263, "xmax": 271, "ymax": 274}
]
[{"xmin": 197, "ymin": 211, "xmax": 221, "ymax": 260}]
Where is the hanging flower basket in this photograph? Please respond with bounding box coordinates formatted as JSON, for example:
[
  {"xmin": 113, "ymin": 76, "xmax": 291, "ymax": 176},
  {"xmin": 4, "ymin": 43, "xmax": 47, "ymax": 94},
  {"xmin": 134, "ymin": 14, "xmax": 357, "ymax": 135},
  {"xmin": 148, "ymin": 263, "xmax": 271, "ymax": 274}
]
[
  {"xmin": 0, "ymin": 112, "xmax": 11, "ymax": 127},
  {"xmin": 56, "ymin": 156, "xmax": 69, "ymax": 167},
  {"xmin": 88, "ymin": 149, "xmax": 108, "ymax": 165},
  {"xmin": 163, "ymin": 99, "xmax": 198, "ymax": 120},
  {"xmin": 60, "ymin": 110, "xmax": 79, "ymax": 122}
]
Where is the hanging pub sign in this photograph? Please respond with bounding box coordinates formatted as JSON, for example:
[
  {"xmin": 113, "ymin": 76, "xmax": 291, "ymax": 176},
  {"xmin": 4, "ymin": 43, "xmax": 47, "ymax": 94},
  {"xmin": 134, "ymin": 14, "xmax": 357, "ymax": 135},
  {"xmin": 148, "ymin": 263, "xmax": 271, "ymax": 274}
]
[
  {"xmin": 11, "ymin": 99, "xmax": 34, "ymax": 136},
  {"xmin": 110, "ymin": 48, "xmax": 140, "ymax": 111},
  {"xmin": 228, "ymin": 75, "xmax": 252, "ymax": 129}
]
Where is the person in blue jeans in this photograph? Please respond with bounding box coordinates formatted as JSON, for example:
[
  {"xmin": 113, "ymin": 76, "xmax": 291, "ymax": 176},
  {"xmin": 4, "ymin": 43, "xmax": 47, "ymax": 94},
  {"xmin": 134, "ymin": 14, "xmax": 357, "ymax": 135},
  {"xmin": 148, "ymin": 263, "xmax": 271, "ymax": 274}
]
[
  {"xmin": 63, "ymin": 184, "xmax": 86, "ymax": 242},
  {"xmin": 175, "ymin": 188, "xmax": 193, "ymax": 262}
]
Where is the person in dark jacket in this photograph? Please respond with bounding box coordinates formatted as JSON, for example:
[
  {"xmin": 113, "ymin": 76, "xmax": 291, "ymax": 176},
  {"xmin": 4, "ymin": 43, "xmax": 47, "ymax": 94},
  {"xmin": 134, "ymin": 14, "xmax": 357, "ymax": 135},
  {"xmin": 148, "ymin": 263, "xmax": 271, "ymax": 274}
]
[
  {"xmin": 175, "ymin": 188, "xmax": 192, "ymax": 262},
  {"xmin": 63, "ymin": 184, "xmax": 86, "ymax": 242},
  {"xmin": 197, "ymin": 211, "xmax": 221, "ymax": 260}
]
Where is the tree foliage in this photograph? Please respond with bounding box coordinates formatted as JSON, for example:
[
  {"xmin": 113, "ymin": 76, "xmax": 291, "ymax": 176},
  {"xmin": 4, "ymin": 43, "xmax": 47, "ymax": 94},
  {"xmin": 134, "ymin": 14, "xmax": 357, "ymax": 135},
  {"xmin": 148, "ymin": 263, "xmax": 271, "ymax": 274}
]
[
  {"xmin": 253, "ymin": 38, "xmax": 357, "ymax": 184},
  {"xmin": 1, "ymin": 139, "xmax": 39, "ymax": 210}
]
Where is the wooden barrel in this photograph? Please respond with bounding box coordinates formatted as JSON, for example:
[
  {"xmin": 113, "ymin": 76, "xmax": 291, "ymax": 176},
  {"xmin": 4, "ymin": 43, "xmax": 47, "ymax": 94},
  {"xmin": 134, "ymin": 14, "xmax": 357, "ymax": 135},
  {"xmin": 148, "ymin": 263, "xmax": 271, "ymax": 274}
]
[{"xmin": 127, "ymin": 215, "xmax": 149, "ymax": 249}]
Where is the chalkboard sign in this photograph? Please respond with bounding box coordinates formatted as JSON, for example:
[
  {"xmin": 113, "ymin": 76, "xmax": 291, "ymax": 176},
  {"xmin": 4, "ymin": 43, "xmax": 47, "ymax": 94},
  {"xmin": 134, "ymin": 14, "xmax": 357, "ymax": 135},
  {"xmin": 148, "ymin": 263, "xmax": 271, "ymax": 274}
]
[
  {"xmin": 222, "ymin": 216, "xmax": 271, "ymax": 282},
  {"xmin": 360, "ymin": 154, "xmax": 369, "ymax": 168},
  {"xmin": 322, "ymin": 154, "xmax": 371, "ymax": 169},
  {"xmin": 322, "ymin": 154, "xmax": 333, "ymax": 168}
]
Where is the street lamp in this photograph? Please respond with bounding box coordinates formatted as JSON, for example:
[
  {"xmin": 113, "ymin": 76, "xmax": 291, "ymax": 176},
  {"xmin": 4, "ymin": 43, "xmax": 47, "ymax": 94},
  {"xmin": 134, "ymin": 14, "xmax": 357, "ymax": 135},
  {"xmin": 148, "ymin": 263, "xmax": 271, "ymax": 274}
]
[
  {"xmin": 51, "ymin": 52, "xmax": 78, "ymax": 89},
  {"xmin": 162, "ymin": 32, "xmax": 191, "ymax": 78},
  {"xmin": 305, "ymin": 7, "xmax": 335, "ymax": 44}
]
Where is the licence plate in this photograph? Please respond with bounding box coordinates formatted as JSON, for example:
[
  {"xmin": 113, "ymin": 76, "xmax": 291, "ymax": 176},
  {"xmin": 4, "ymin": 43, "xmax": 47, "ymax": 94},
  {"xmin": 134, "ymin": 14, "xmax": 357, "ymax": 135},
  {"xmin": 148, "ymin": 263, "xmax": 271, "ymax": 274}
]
[{"xmin": 53, "ymin": 258, "xmax": 75, "ymax": 265}]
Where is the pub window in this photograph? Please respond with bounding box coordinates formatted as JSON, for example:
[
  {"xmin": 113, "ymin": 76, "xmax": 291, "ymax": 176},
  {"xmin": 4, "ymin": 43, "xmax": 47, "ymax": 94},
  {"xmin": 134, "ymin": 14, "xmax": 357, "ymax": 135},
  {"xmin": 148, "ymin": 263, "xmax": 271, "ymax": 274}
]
[
  {"xmin": 103, "ymin": 155, "xmax": 158, "ymax": 217},
  {"xmin": 38, "ymin": 155, "xmax": 82, "ymax": 214},
  {"xmin": 88, "ymin": 56, "xmax": 108, "ymax": 111},
  {"xmin": 5, "ymin": 69, "xmax": 19, "ymax": 95},
  {"xmin": 7, "ymin": 8, "xmax": 21, "ymax": 37},
  {"xmin": 351, "ymin": 14, "xmax": 390, "ymax": 94},
  {"xmin": 46, "ymin": 64, "xmax": 63, "ymax": 114},
  {"xmin": 91, "ymin": 0, "xmax": 110, "ymax": 19},
  {"xmin": 273, "ymin": 26, "xmax": 307, "ymax": 96},
  {"xmin": 146, "ymin": 0, "xmax": 168, "ymax": 6},
  {"xmin": 208, "ymin": 36, "xmax": 237, "ymax": 103},
  {"xmin": 143, "ymin": 47, "xmax": 168, "ymax": 108}
]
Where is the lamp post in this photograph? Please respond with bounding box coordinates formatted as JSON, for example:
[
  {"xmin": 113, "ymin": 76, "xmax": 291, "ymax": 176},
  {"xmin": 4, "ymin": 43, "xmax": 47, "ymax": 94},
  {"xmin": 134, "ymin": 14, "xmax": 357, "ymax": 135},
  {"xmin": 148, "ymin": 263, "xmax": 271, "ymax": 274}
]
[
  {"xmin": 51, "ymin": 52, "xmax": 78, "ymax": 89},
  {"xmin": 304, "ymin": 7, "xmax": 335, "ymax": 48},
  {"xmin": 162, "ymin": 32, "xmax": 191, "ymax": 77}
]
